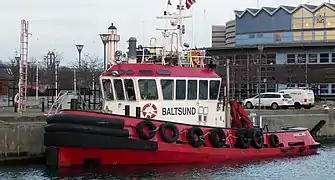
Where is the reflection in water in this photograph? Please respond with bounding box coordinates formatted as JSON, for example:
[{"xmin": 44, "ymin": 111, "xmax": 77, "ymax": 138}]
[{"xmin": 0, "ymin": 144, "xmax": 334, "ymax": 180}]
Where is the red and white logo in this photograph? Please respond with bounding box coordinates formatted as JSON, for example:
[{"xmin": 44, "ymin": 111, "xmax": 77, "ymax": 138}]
[{"xmin": 142, "ymin": 103, "xmax": 158, "ymax": 119}]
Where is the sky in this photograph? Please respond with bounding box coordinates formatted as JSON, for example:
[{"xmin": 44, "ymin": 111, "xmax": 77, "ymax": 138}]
[{"xmin": 0, "ymin": 0, "xmax": 328, "ymax": 65}]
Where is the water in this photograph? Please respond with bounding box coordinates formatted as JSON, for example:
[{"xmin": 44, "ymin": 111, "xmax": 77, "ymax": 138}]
[{"xmin": 0, "ymin": 143, "xmax": 334, "ymax": 180}]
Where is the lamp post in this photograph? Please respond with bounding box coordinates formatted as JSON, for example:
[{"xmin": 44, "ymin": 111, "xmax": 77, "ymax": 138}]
[
  {"xmin": 257, "ymin": 45, "xmax": 264, "ymax": 110},
  {"xmin": 100, "ymin": 33, "xmax": 110, "ymax": 70},
  {"xmin": 225, "ymin": 58, "xmax": 231, "ymax": 128},
  {"xmin": 75, "ymin": 44, "xmax": 84, "ymax": 68}
]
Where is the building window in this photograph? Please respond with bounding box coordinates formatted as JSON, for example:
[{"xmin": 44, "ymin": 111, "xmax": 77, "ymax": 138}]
[
  {"xmin": 319, "ymin": 53, "xmax": 329, "ymax": 63},
  {"xmin": 138, "ymin": 79, "xmax": 158, "ymax": 100},
  {"xmin": 274, "ymin": 33, "xmax": 281, "ymax": 42},
  {"xmin": 161, "ymin": 79, "xmax": 174, "ymax": 100},
  {"xmin": 320, "ymin": 84, "xmax": 329, "ymax": 94},
  {"xmin": 249, "ymin": 34, "xmax": 255, "ymax": 38},
  {"xmin": 297, "ymin": 54, "xmax": 306, "ymax": 63},
  {"xmin": 327, "ymin": 17, "xmax": 335, "ymax": 28},
  {"xmin": 287, "ymin": 54, "xmax": 295, "ymax": 64},
  {"xmin": 199, "ymin": 80, "xmax": 208, "ymax": 100},
  {"xmin": 315, "ymin": 31, "xmax": 324, "ymax": 40},
  {"xmin": 293, "ymin": 32, "xmax": 302, "ymax": 41},
  {"xmin": 187, "ymin": 80, "xmax": 197, "ymax": 100},
  {"xmin": 303, "ymin": 18, "xmax": 313, "ymax": 29},
  {"xmin": 257, "ymin": 33, "xmax": 263, "ymax": 38},
  {"xmin": 332, "ymin": 53, "xmax": 335, "ymax": 63},
  {"xmin": 327, "ymin": 30, "xmax": 335, "ymax": 40},
  {"xmin": 303, "ymin": 31, "xmax": 313, "ymax": 41},
  {"xmin": 175, "ymin": 80, "xmax": 186, "ymax": 100},
  {"xmin": 308, "ymin": 54, "xmax": 317, "ymax": 63},
  {"xmin": 332, "ymin": 84, "xmax": 335, "ymax": 94}
]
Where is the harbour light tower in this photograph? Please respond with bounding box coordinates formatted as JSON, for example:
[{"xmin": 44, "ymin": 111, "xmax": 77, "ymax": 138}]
[{"xmin": 107, "ymin": 23, "xmax": 120, "ymax": 66}]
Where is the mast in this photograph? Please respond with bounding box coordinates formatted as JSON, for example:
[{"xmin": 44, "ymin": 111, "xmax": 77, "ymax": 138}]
[{"xmin": 157, "ymin": 0, "xmax": 192, "ymax": 66}]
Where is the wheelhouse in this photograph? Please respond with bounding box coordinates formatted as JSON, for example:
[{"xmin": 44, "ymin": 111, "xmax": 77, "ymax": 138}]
[{"xmin": 99, "ymin": 64, "xmax": 225, "ymax": 127}]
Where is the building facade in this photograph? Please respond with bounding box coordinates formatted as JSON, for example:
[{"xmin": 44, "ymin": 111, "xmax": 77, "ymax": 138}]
[
  {"xmin": 207, "ymin": 3, "xmax": 335, "ymax": 100},
  {"xmin": 211, "ymin": 20, "xmax": 236, "ymax": 47},
  {"xmin": 206, "ymin": 43, "xmax": 335, "ymax": 101},
  {"xmin": 212, "ymin": 25, "xmax": 226, "ymax": 47},
  {"xmin": 234, "ymin": 3, "xmax": 335, "ymax": 45}
]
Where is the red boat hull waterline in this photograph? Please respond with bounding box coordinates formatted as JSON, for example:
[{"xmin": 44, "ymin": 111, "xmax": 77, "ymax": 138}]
[{"xmin": 44, "ymin": 108, "xmax": 321, "ymax": 168}]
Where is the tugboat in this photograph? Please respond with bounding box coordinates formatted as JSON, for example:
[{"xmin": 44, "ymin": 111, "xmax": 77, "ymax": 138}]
[{"xmin": 44, "ymin": 1, "xmax": 321, "ymax": 168}]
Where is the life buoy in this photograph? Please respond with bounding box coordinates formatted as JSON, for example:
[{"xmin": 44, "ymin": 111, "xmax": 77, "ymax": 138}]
[
  {"xmin": 159, "ymin": 123, "xmax": 179, "ymax": 143},
  {"xmin": 136, "ymin": 121, "xmax": 157, "ymax": 140},
  {"xmin": 251, "ymin": 129, "xmax": 264, "ymax": 149},
  {"xmin": 209, "ymin": 128, "xmax": 226, "ymax": 148},
  {"xmin": 187, "ymin": 127, "xmax": 204, "ymax": 148},
  {"xmin": 235, "ymin": 128, "xmax": 251, "ymax": 149},
  {"xmin": 269, "ymin": 134, "xmax": 280, "ymax": 148},
  {"xmin": 142, "ymin": 103, "xmax": 158, "ymax": 119}
]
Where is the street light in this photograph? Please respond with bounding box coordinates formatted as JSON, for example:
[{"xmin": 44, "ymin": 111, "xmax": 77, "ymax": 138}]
[
  {"xmin": 100, "ymin": 33, "xmax": 110, "ymax": 70},
  {"xmin": 257, "ymin": 45, "xmax": 264, "ymax": 110},
  {"xmin": 75, "ymin": 44, "xmax": 84, "ymax": 68}
]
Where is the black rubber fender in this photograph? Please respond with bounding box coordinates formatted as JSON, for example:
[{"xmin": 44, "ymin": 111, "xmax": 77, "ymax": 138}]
[
  {"xmin": 45, "ymin": 123, "xmax": 129, "ymax": 137},
  {"xmin": 46, "ymin": 113, "xmax": 124, "ymax": 129},
  {"xmin": 235, "ymin": 128, "xmax": 251, "ymax": 149},
  {"xmin": 44, "ymin": 132, "xmax": 158, "ymax": 151},
  {"xmin": 136, "ymin": 120, "xmax": 157, "ymax": 140},
  {"xmin": 159, "ymin": 123, "xmax": 179, "ymax": 143},
  {"xmin": 269, "ymin": 134, "xmax": 280, "ymax": 148},
  {"xmin": 251, "ymin": 128, "xmax": 264, "ymax": 149},
  {"xmin": 209, "ymin": 128, "xmax": 226, "ymax": 148},
  {"xmin": 187, "ymin": 127, "xmax": 204, "ymax": 148}
]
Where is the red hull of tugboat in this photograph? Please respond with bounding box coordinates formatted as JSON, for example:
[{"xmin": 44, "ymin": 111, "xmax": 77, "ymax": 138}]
[{"xmin": 44, "ymin": 110, "xmax": 320, "ymax": 168}]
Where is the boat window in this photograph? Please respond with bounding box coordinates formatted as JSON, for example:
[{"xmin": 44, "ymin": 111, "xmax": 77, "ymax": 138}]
[
  {"xmin": 199, "ymin": 80, "xmax": 208, "ymax": 100},
  {"xmin": 176, "ymin": 80, "xmax": 186, "ymax": 100},
  {"xmin": 139, "ymin": 70, "xmax": 153, "ymax": 75},
  {"xmin": 187, "ymin": 80, "xmax": 197, "ymax": 100},
  {"xmin": 161, "ymin": 79, "xmax": 174, "ymax": 100},
  {"xmin": 124, "ymin": 79, "xmax": 136, "ymax": 101},
  {"xmin": 157, "ymin": 69, "xmax": 171, "ymax": 75},
  {"xmin": 209, "ymin": 80, "xmax": 220, "ymax": 100},
  {"xmin": 113, "ymin": 79, "xmax": 125, "ymax": 100},
  {"xmin": 139, "ymin": 79, "xmax": 158, "ymax": 100},
  {"xmin": 126, "ymin": 70, "xmax": 134, "ymax": 75},
  {"xmin": 102, "ymin": 79, "xmax": 114, "ymax": 100}
]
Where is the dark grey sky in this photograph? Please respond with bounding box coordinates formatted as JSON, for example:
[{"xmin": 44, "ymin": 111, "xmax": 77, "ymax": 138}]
[{"xmin": 0, "ymin": 0, "xmax": 311, "ymax": 65}]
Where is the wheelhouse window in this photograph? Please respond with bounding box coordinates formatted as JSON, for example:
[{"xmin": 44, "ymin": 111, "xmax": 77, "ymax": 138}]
[
  {"xmin": 176, "ymin": 80, "xmax": 186, "ymax": 100},
  {"xmin": 161, "ymin": 79, "xmax": 174, "ymax": 100},
  {"xmin": 209, "ymin": 80, "xmax": 220, "ymax": 100},
  {"xmin": 102, "ymin": 79, "xmax": 114, "ymax": 100},
  {"xmin": 187, "ymin": 80, "xmax": 197, "ymax": 100},
  {"xmin": 139, "ymin": 79, "xmax": 158, "ymax": 100},
  {"xmin": 113, "ymin": 79, "xmax": 125, "ymax": 100},
  {"xmin": 124, "ymin": 79, "xmax": 136, "ymax": 101},
  {"xmin": 199, "ymin": 80, "xmax": 208, "ymax": 100}
]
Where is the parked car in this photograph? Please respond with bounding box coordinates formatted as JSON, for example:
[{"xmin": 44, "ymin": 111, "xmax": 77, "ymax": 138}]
[
  {"xmin": 278, "ymin": 89, "xmax": 314, "ymax": 109},
  {"xmin": 243, "ymin": 92, "xmax": 294, "ymax": 110}
]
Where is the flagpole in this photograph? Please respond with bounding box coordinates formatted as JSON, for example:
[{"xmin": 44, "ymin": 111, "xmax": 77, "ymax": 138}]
[{"xmin": 191, "ymin": 4, "xmax": 195, "ymax": 48}]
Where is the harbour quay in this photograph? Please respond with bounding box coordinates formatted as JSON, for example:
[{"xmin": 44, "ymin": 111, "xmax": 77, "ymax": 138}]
[{"xmin": 0, "ymin": 108, "xmax": 334, "ymax": 163}]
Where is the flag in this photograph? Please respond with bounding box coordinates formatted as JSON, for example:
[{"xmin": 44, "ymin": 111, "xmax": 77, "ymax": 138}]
[
  {"xmin": 186, "ymin": 0, "xmax": 196, "ymax": 9},
  {"xmin": 167, "ymin": 0, "xmax": 172, "ymax": 6}
]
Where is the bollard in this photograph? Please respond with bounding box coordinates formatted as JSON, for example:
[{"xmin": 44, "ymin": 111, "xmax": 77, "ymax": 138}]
[
  {"xmin": 14, "ymin": 102, "xmax": 17, "ymax": 112},
  {"xmin": 136, "ymin": 107, "xmax": 141, "ymax": 118},
  {"xmin": 41, "ymin": 98, "xmax": 45, "ymax": 112},
  {"xmin": 125, "ymin": 105, "xmax": 130, "ymax": 116},
  {"xmin": 70, "ymin": 99, "xmax": 78, "ymax": 110}
]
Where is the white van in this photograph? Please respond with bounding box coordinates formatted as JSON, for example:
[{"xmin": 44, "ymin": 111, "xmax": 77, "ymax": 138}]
[{"xmin": 278, "ymin": 89, "xmax": 315, "ymax": 109}]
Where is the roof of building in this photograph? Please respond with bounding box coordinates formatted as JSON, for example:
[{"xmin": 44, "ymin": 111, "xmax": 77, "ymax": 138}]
[
  {"xmin": 0, "ymin": 62, "xmax": 13, "ymax": 81},
  {"xmin": 101, "ymin": 64, "xmax": 220, "ymax": 78},
  {"xmin": 235, "ymin": 2, "xmax": 335, "ymax": 18}
]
